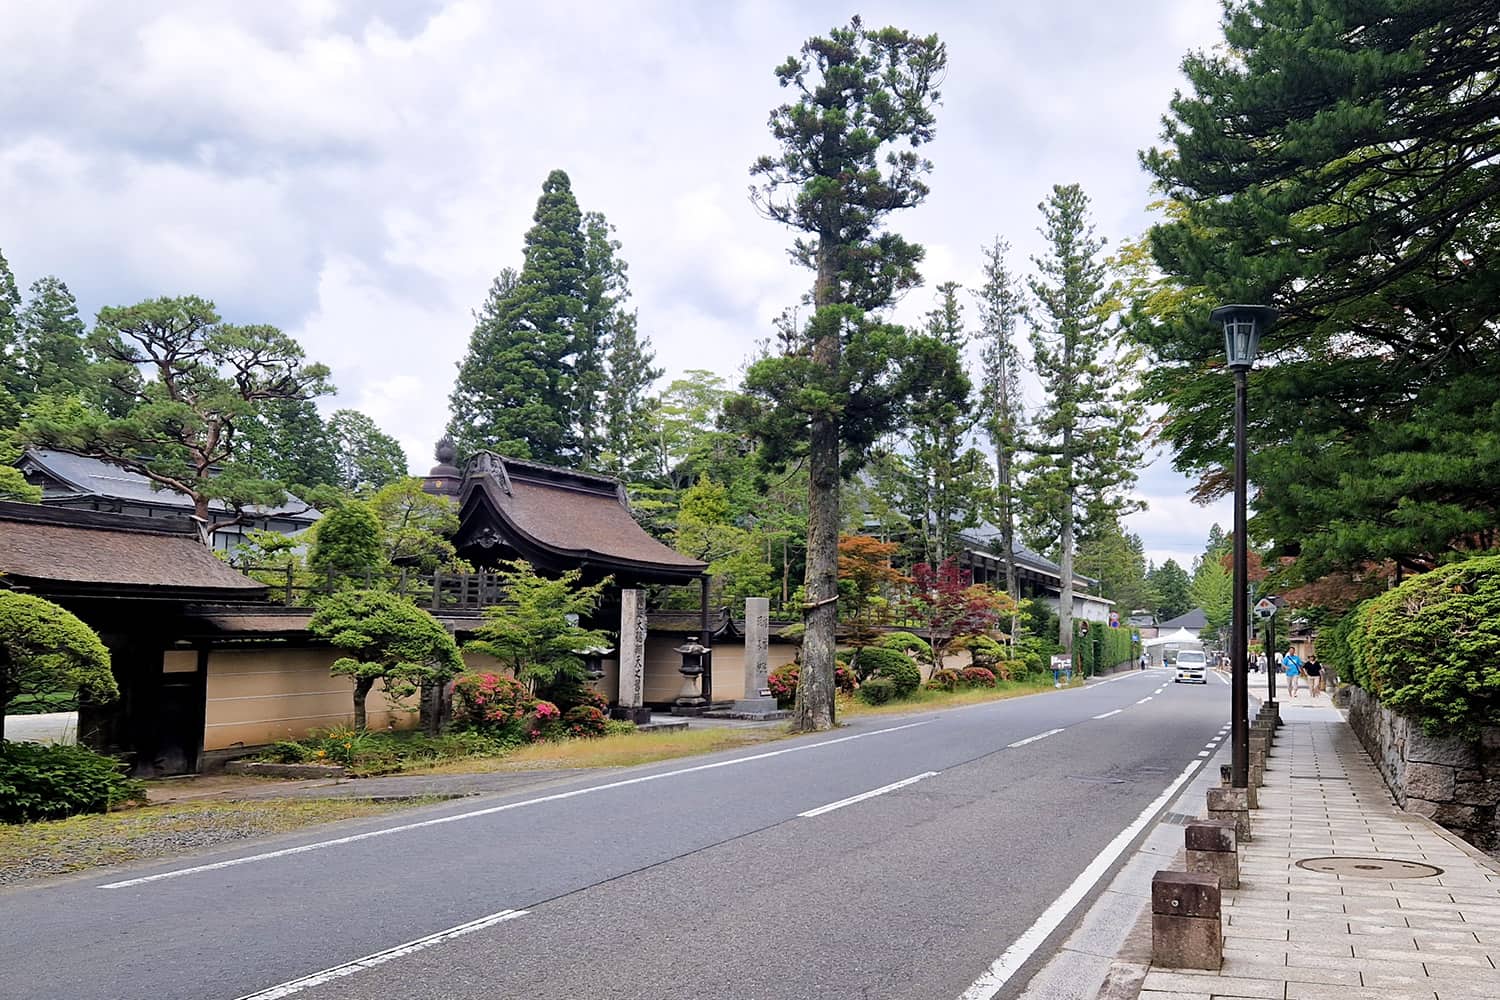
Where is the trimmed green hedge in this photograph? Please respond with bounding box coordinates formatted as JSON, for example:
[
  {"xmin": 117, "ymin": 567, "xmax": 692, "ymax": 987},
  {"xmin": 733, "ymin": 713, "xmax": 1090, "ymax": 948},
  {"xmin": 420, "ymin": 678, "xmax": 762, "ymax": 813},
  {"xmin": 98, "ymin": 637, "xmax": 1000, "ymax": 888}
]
[
  {"xmin": 1344, "ymin": 554, "xmax": 1500, "ymax": 740},
  {"xmin": 1071, "ymin": 620, "xmax": 1134, "ymax": 677}
]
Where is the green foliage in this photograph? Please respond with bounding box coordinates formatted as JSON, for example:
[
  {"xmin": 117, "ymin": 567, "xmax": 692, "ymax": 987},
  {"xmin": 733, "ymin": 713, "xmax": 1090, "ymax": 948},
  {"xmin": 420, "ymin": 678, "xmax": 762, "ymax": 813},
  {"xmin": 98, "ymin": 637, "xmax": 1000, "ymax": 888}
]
[
  {"xmin": 1135, "ymin": 1, "xmax": 1500, "ymax": 581},
  {"xmin": 849, "ymin": 645, "xmax": 919, "ymax": 683},
  {"xmin": 15, "ymin": 276, "xmax": 89, "ymax": 406},
  {"xmin": 239, "ymin": 398, "xmax": 340, "ymax": 492},
  {"xmin": 768, "ymin": 662, "xmax": 799, "ymax": 707},
  {"xmin": 466, "ymin": 560, "xmax": 612, "ymax": 689},
  {"xmin": 857, "ymin": 676, "xmax": 897, "ymax": 705},
  {"xmin": 20, "ymin": 295, "xmax": 330, "ymax": 530},
  {"xmin": 307, "ymin": 590, "xmax": 463, "ymax": 731},
  {"xmin": 0, "ymin": 465, "xmax": 41, "ymax": 502},
  {"xmin": 973, "ymin": 236, "xmax": 1026, "ymax": 596},
  {"xmin": 309, "ymin": 499, "xmax": 385, "ymax": 583},
  {"xmin": 0, "ymin": 591, "xmax": 115, "ymax": 737},
  {"xmin": 370, "ymin": 478, "xmax": 459, "ymax": 573},
  {"xmin": 1147, "ymin": 559, "xmax": 1193, "ymax": 621},
  {"xmin": 872, "ymin": 653, "xmax": 921, "ymax": 698},
  {"xmin": 926, "ymin": 667, "xmax": 961, "ymax": 692},
  {"xmin": 1076, "ymin": 516, "xmax": 1156, "ymax": 615},
  {"xmin": 876, "ymin": 630, "xmax": 933, "ymax": 662},
  {"xmin": 1069, "ymin": 620, "xmax": 1136, "ymax": 677},
  {"xmin": 1345, "ymin": 555, "xmax": 1500, "ymax": 740},
  {"xmin": 0, "ymin": 741, "xmax": 145, "ymax": 824},
  {"xmin": 328, "ymin": 409, "xmax": 408, "ymax": 494},
  {"xmin": 1192, "ymin": 549, "xmax": 1232, "ymax": 636},
  {"xmin": 263, "ymin": 725, "xmax": 519, "ymax": 777}
]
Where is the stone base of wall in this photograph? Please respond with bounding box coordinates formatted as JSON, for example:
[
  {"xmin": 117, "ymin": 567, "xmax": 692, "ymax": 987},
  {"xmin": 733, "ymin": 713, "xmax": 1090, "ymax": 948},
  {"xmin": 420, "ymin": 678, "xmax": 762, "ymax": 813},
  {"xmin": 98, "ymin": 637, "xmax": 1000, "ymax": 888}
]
[{"xmin": 1346, "ymin": 685, "xmax": 1500, "ymax": 852}]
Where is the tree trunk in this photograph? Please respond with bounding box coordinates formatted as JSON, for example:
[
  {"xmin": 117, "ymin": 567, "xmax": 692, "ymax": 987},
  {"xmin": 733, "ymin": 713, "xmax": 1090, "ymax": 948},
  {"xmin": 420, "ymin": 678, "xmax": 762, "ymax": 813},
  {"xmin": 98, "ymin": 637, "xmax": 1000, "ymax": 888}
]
[
  {"xmin": 1059, "ymin": 427, "xmax": 1075, "ymax": 658},
  {"xmin": 795, "ymin": 249, "xmax": 841, "ymax": 733},
  {"xmin": 353, "ymin": 677, "xmax": 375, "ymax": 731}
]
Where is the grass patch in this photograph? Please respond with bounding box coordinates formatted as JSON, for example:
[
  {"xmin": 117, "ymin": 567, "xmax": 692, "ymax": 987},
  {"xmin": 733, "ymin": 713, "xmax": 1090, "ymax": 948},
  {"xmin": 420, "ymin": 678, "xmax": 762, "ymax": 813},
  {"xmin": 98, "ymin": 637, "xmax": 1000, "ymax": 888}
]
[
  {"xmin": 415, "ymin": 726, "xmax": 785, "ymax": 774},
  {"xmin": 0, "ymin": 797, "xmax": 435, "ymax": 885},
  {"xmin": 838, "ymin": 677, "xmax": 1066, "ymax": 717}
]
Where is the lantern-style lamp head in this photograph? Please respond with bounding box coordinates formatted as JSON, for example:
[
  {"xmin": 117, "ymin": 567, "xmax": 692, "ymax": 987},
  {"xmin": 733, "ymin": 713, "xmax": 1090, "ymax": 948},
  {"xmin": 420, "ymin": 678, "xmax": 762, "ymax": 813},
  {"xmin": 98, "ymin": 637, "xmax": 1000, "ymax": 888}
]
[
  {"xmin": 674, "ymin": 637, "xmax": 709, "ymax": 677},
  {"xmin": 576, "ymin": 646, "xmax": 614, "ymax": 681},
  {"xmin": 1211, "ymin": 304, "xmax": 1277, "ymax": 371}
]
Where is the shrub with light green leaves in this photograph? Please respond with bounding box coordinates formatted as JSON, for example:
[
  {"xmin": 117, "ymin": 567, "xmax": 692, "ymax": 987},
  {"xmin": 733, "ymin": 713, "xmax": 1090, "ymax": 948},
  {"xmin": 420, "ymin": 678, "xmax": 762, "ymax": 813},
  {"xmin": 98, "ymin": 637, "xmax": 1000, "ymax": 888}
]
[
  {"xmin": 875, "ymin": 631, "xmax": 933, "ymax": 662},
  {"xmin": 858, "ymin": 676, "xmax": 896, "ymax": 705},
  {"xmin": 1345, "ymin": 554, "xmax": 1500, "ymax": 740}
]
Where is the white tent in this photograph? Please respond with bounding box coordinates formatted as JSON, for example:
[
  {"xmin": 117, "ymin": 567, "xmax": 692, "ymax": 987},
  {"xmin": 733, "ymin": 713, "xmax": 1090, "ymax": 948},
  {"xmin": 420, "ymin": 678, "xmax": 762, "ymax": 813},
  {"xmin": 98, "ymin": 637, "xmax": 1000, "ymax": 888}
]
[{"xmin": 1144, "ymin": 627, "xmax": 1203, "ymax": 648}]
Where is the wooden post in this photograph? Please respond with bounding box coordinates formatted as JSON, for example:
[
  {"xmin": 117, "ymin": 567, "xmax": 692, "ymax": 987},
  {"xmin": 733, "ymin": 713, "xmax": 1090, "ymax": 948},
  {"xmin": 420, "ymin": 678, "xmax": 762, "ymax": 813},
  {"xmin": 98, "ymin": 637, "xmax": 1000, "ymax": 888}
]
[
  {"xmin": 431, "ymin": 569, "xmax": 442, "ymax": 611},
  {"xmin": 284, "ymin": 564, "xmax": 294, "ymax": 605}
]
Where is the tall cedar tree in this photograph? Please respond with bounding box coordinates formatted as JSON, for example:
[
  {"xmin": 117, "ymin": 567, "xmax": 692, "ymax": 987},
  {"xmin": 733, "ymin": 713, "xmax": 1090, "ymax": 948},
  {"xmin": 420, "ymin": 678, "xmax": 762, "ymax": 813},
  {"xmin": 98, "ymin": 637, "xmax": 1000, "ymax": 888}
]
[
  {"xmin": 0, "ymin": 249, "xmax": 21, "ymax": 428},
  {"xmin": 22, "ymin": 296, "xmax": 330, "ymax": 537},
  {"xmin": 907, "ymin": 282, "xmax": 987, "ymax": 564},
  {"xmin": 735, "ymin": 17, "xmax": 946, "ymax": 731},
  {"xmin": 17, "ymin": 276, "xmax": 90, "ymax": 406},
  {"xmin": 1136, "ymin": 0, "xmax": 1500, "ymax": 580},
  {"xmin": 450, "ymin": 172, "xmax": 585, "ymax": 462},
  {"xmin": 973, "ymin": 238, "xmax": 1026, "ymax": 600},
  {"xmin": 602, "ymin": 310, "xmax": 663, "ymax": 476},
  {"xmin": 1024, "ymin": 184, "xmax": 1141, "ymax": 655},
  {"xmin": 327, "ymin": 409, "xmax": 407, "ymax": 493},
  {"xmin": 1147, "ymin": 558, "xmax": 1194, "ymax": 621},
  {"xmin": 239, "ymin": 398, "xmax": 341, "ymax": 491}
]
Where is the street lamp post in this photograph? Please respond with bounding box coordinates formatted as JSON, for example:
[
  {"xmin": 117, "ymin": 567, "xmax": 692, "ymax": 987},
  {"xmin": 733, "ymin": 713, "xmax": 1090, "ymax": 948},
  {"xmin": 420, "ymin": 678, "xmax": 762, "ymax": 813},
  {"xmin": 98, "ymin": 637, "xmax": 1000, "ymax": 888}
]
[{"xmin": 1212, "ymin": 304, "xmax": 1277, "ymax": 789}]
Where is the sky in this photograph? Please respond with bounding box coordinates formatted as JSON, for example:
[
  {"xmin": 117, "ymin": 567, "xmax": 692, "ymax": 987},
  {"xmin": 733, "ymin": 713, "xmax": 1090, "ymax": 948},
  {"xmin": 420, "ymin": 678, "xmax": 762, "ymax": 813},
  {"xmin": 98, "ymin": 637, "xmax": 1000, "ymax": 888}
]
[{"xmin": 0, "ymin": 0, "xmax": 1231, "ymax": 571}]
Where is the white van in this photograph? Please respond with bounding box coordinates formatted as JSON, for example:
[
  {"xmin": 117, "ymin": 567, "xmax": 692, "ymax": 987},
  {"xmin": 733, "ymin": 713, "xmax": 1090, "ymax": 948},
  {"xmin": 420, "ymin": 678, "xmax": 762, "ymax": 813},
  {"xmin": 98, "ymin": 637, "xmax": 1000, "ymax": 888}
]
[{"xmin": 1174, "ymin": 649, "xmax": 1208, "ymax": 684}]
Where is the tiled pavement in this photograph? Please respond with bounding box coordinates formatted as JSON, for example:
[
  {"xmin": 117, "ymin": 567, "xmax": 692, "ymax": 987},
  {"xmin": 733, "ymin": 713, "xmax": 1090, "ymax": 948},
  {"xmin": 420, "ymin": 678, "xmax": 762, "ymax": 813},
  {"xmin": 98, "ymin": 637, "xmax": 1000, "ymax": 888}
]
[{"xmin": 1139, "ymin": 710, "xmax": 1500, "ymax": 1000}]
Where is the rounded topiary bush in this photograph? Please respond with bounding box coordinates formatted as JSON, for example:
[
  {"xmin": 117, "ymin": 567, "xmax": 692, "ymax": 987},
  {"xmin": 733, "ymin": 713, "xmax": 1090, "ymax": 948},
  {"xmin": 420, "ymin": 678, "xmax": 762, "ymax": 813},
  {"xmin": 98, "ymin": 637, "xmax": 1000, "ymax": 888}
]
[
  {"xmin": 872, "ymin": 653, "xmax": 921, "ymax": 698},
  {"xmin": 0, "ymin": 742, "xmax": 145, "ymax": 823},
  {"xmin": 962, "ymin": 667, "xmax": 997, "ymax": 688},
  {"xmin": 1346, "ymin": 554, "xmax": 1500, "ymax": 740},
  {"xmin": 875, "ymin": 631, "xmax": 933, "ymax": 662},
  {"xmin": 852, "ymin": 646, "xmax": 920, "ymax": 685},
  {"xmin": 858, "ymin": 676, "xmax": 896, "ymax": 705},
  {"xmin": 768, "ymin": 663, "xmax": 799, "ymax": 707},
  {"xmin": 927, "ymin": 667, "xmax": 962, "ymax": 692}
]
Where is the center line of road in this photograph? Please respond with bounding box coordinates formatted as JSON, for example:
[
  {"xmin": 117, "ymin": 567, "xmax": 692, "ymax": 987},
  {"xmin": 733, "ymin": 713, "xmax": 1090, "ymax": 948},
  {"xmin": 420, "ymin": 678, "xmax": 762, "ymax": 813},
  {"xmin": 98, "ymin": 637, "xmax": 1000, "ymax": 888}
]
[
  {"xmin": 959, "ymin": 746, "xmax": 1213, "ymax": 1000},
  {"xmin": 233, "ymin": 908, "xmax": 528, "ymax": 1000},
  {"xmin": 799, "ymin": 771, "xmax": 938, "ymax": 818},
  {"xmin": 1091, "ymin": 709, "xmax": 1122, "ymax": 720},
  {"xmin": 1007, "ymin": 728, "xmax": 1065, "ymax": 748},
  {"xmin": 1154, "ymin": 687, "xmax": 1165, "ymax": 694},
  {"xmin": 1136, "ymin": 697, "xmax": 1152, "ymax": 704},
  {"xmin": 99, "ymin": 719, "xmax": 934, "ymax": 889}
]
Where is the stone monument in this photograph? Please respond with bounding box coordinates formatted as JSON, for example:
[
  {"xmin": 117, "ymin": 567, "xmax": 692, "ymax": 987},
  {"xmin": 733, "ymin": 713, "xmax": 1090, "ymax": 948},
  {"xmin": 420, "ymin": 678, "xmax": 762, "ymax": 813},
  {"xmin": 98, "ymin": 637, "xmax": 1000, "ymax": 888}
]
[
  {"xmin": 731, "ymin": 597, "xmax": 785, "ymax": 719},
  {"xmin": 612, "ymin": 587, "xmax": 651, "ymax": 725}
]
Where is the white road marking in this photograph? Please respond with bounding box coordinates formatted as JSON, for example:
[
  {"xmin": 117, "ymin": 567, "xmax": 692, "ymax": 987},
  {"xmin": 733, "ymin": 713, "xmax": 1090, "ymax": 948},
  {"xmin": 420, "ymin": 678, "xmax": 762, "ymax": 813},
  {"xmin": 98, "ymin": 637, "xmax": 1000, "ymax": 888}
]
[
  {"xmin": 233, "ymin": 908, "xmax": 528, "ymax": 1000},
  {"xmin": 1007, "ymin": 728, "xmax": 1066, "ymax": 749},
  {"xmin": 1214, "ymin": 671, "xmax": 1231, "ymax": 685},
  {"xmin": 1154, "ymin": 688, "xmax": 1165, "ymax": 694},
  {"xmin": 100, "ymin": 720, "xmax": 934, "ymax": 889},
  {"xmin": 1136, "ymin": 697, "xmax": 1152, "ymax": 705},
  {"xmin": 1091, "ymin": 709, "xmax": 1122, "ymax": 720},
  {"xmin": 958, "ymin": 751, "xmax": 1212, "ymax": 1000},
  {"xmin": 1197, "ymin": 751, "xmax": 1210, "ymax": 758},
  {"xmin": 799, "ymin": 771, "xmax": 938, "ymax": 818}
]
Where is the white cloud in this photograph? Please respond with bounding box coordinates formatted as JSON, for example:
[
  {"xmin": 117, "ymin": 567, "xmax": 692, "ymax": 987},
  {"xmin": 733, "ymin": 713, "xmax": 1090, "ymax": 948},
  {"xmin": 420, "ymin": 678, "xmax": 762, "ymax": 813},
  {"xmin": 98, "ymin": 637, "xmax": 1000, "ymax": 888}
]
[{"xmin": 0, "ymin": 0, "xmax": 1226, "ymax": 562}]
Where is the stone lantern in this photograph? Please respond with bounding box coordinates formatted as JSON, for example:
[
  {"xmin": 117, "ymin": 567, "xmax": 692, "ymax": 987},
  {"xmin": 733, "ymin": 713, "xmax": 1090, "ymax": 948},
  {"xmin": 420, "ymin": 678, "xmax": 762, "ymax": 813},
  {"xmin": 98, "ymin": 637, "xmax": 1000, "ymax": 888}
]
[{"xmin": 672, "ymin": 636, "xmax": 710, "ymax": 714}]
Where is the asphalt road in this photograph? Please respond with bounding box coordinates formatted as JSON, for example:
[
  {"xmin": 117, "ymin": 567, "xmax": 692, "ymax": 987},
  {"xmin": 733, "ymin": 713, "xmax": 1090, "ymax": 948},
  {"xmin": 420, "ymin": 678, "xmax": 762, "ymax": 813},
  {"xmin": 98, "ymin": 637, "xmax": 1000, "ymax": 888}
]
[{"xmin": 0, "ymin": 668, "xmax": 1229, "ymax": 1000}]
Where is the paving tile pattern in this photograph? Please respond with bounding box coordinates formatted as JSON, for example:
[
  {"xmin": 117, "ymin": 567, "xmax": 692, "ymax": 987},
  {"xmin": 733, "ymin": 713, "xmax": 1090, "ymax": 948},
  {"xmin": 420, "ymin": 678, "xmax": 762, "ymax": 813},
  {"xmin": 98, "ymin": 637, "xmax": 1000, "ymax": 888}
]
[{"xmin": 1140, "ymin": 718, "xmax": 1500, "ymax": 1000}]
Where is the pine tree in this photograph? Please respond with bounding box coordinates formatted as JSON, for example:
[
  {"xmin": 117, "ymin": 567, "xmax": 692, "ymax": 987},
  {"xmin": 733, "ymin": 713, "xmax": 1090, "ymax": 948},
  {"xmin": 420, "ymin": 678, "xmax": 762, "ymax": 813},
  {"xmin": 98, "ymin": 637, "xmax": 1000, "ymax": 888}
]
[
  {"xmin": 905, "ymin": 282, "xmax": 987, "ymax": 564},
  {"xmin": 575, "ymin": 211, "xmax": 627, "ymax": 470},
  {"xmin": 1024, "ymin": 184, "xmax": 1142, "ymax": 655},
  {"xmin": 972, "ymin": 237, "xmax": 1026, "ymax": 599},
  {"xmin": 1147, "ymin": 558, "xmax": 1193, "ymax": 621},
  {"xmin": 449, "ymin": 171, "xmax": 585, "ymax": 463},
  {"xmin": 602, "ymin": 310, "xmax": 662, "ymax": 476},
  {"xmin": 239, "ymin": 398, "xmax": 340, "ymax": 492},
  {"xmin": 1136, "ymin": 0, "xmax": 1500, "ymax": 580},
  {"xmin": 733, "ymin": 17, "xmax": 947, "ymax": 732},
  {"xmin": 17, "ymin": 276, "xmax": 89, "ymax": 405}
]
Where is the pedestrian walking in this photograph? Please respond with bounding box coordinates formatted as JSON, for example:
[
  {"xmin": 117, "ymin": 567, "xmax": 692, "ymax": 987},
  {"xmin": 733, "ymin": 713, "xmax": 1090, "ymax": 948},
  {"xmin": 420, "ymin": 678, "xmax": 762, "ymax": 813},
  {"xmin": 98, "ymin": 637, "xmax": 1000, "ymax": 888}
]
[
  {"xmin": 1282, "ymin": 646, "xmax": 1303, "ymax": 699},
  {"xmin": 1139, "ymin": 651, "xmax": 1148, "ymax": 670},
  {"xmin": 1304, "ymin": 655, "xmax": 1324, "ymax": 696}
]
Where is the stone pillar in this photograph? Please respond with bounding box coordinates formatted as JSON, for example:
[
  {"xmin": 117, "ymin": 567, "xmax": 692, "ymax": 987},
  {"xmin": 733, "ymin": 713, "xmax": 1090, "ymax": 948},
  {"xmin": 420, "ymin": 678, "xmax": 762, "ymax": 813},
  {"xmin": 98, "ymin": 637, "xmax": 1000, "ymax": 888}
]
[
  {"xmin": 611, "ymin": 588, "xmax": 651, "ymax": 725},
  {"xmin": 1207, "ymin": 786, "xmax": 1252, "ymax": 841},
  {"xmin": 1185, "ymin": 819, "xmax": 1240, "ymax": 889},
  {"xmin": 1151, "ymin": 870, "xmax": 1223, "ymax": 970},
  {"xmin": 732, "ymin": 597, "xmax": 785, "ymax": 719}
]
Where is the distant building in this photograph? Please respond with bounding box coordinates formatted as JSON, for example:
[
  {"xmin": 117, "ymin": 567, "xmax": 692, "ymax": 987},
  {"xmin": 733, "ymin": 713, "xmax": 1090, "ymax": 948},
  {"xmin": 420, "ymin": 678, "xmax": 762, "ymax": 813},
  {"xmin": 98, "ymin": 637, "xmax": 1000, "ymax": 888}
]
[
  {"xmin": 1157, "ymin": 607, "xmax": 1209, "ymax": 638},
  {"xmin": 953, "ymin": 523, "xmax": 1114, "ymax": 622},
  {"xmin": 16, "ymin": 448, "xmax": 320, "ymax": 551}
]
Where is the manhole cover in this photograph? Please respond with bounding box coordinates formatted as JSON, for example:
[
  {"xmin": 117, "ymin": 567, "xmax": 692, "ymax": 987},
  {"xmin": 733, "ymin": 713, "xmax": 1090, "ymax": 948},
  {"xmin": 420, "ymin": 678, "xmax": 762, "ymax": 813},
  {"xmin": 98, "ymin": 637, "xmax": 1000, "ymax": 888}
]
[{"xmin": 1296, "ymin": 856, "xmax": 1443, "ymax": 879}]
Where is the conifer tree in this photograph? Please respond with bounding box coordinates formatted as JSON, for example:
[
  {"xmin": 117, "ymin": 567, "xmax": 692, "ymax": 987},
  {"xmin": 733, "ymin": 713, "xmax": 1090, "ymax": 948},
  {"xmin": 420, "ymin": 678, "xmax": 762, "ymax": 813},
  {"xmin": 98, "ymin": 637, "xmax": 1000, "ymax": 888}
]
[
  {"xmin": 17, "ymin": 276, "xmax": 89, "ymax": 405},
  {"xmin": 602, "ymin": 310, "xmax": 662, "ymax": 476},
  {"xmin": 1024, "ymin": 184, "xmax": 1141, "ymax": 655},
  {"xmin": 239, "ymin": 398, "xmax": 340, "ymax": 491},
  {"xmin": 449, "ymin": 171, "xmax": 585, "ymax": 463},
  {"xmin": 575, "ymin": 211, "xmax": 626, "ymax": 470},
  {"xmin": 972, "ymin": 237, "xmax": 1026, "ymax": 599},
  {"xmin": 733, "ymin": 17, "xmax": 947, "ymax": 732},
  {"xmin": 327, "ymin": 409, "xmax": 407, "ymax": 493},
  {"xmin": 0, "ymin": 249, "xmax": 21, "ymax": 428}
]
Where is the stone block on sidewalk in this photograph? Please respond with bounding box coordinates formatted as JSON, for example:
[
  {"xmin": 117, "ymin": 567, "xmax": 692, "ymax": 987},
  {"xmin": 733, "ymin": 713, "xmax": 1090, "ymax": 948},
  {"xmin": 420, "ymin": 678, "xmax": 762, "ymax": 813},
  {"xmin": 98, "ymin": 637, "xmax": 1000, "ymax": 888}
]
[
  {"xmin": 1151, "ymin": 870, "xmax": 1222, "ymax": 970},
  {"xmin": 1207, "ymin": 786, "xmax": 1252, "ymax": 840},
  {"xmin": 1186, "ymin": 819, "xmax": 1240, "ymax": 890}
]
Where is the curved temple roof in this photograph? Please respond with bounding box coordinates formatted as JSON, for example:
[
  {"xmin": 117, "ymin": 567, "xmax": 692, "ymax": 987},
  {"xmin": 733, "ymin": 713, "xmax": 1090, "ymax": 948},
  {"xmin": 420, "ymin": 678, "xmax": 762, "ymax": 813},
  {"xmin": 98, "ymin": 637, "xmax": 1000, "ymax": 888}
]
[{"xmin": 451, "ymin": 452, "xmax": 706, "ymax": 585}]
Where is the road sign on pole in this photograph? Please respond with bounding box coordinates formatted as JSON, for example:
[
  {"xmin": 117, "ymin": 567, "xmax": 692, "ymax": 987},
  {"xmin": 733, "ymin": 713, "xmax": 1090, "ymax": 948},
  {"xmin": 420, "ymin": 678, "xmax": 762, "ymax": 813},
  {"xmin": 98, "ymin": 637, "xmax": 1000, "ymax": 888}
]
[
  {"xmin": 1254, "ymin": 597, "xmax": 1277, "ymax": 621},
  {"xmin": 1108, "ymin": 611, "xmax": 1120, "ymax": 629}
]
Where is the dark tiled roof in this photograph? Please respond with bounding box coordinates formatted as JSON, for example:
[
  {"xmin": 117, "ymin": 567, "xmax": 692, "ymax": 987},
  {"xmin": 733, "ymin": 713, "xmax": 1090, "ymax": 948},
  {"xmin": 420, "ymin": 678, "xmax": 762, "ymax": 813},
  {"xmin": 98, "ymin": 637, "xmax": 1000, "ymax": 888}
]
[
  {"xmin": 19, "ymin": 448, "xmax": 320, "ymax": 521},
  {"xmin": 459, "ymin": 452, "xmax": 706, "ymax": 579},
  {"xmin": 1159, "ymin": 607, "xmax": 1209, "ymax": 630},
  {"xmin": 0, "ymin": 502, "xmax": 268, "ymax": 598}
]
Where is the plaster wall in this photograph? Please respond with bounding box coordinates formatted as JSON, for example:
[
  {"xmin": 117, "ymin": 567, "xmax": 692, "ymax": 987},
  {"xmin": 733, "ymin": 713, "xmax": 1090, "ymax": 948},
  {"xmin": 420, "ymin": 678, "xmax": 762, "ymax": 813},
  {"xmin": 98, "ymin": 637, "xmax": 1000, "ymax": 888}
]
[{"xmin": 203, "ymin": 648, "xmax": 418, "ymax": 751}]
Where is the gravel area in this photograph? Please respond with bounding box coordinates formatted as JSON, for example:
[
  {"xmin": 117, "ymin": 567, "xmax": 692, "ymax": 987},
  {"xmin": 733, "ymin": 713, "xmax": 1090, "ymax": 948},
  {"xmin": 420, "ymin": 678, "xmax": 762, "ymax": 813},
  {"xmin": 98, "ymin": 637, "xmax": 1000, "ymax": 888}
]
[{"xmin": 0, "ymin": 798, "xmax": 434, "ymax": 886}]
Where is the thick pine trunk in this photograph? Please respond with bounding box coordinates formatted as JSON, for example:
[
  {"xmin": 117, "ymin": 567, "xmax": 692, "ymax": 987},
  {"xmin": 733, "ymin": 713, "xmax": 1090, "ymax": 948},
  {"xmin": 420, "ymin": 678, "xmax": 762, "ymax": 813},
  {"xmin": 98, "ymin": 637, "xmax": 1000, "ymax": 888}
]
[{"xmin": 795, "ymin": 250, "xmax": 840, "ymax": 733}]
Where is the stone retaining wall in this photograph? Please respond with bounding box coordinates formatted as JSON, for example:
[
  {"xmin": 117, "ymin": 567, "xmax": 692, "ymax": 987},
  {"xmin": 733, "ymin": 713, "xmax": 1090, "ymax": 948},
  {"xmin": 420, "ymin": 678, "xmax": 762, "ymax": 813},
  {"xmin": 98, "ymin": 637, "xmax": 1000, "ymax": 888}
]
[{"xmin": 1346, "ymin": 685, "xmax": 1500, "ymax": 852}]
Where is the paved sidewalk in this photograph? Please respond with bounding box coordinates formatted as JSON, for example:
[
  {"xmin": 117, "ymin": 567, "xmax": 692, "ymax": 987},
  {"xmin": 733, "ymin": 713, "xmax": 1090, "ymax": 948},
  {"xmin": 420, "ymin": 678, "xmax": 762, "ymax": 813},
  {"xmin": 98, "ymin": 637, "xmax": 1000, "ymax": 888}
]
[{"xmin": 1139, "ymin": 709, "xmax": 1500, "ymax": 1000}]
